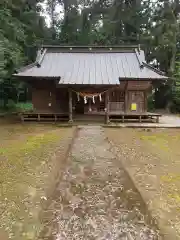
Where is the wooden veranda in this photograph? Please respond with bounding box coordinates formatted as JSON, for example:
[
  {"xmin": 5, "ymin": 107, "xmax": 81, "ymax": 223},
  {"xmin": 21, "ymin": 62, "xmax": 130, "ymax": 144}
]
[{"xmin": 20, "ymin": 112, "xmax": 161, "ymax": 123}]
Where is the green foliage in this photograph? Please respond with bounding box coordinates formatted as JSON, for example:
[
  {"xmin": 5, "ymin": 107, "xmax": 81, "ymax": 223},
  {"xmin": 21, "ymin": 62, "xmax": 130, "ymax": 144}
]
[
  {"xmin": 171, "ymin": 60, "xmax": 180, "ymax": 112},
  {"xmin": 0, "ymin": 0, "xmax": 49, "ymax": 109},
  {"xmin": 16, "ymin": 102, "xmax": 34, "ymax": 113},
  {"xmin": 0, "ymin": 101, "xmax": 34, "ymax": 113},
  {"xmin": 2, "ymin": 0, "xmax": 180, "ymax": 112},
  {"xmin": 171, "ymin": 85, "xmax": 180, "ymax": 112},
  {"xmin": 45, "ymin": 0, "xmax": 180, "ymax": 111},
  {"xmin": 6, "ymin": 99, "xmax": 17, "ymax": 110}
]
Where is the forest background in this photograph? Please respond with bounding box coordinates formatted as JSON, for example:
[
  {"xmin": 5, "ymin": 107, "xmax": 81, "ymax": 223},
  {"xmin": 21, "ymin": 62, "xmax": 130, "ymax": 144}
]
[{"xmin": 1, "ymin": 0, "xmax": 180, "ymax": 112}]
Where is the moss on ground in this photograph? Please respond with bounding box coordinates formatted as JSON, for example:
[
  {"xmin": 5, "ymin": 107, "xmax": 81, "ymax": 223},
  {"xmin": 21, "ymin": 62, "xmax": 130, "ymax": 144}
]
[
  {"xmin": 161, "ymin": 174, "xmax": 180, "ymax": 183},
  {"xmin": 105, "ymin": 128, "xmax": 180, "ymax": 238},
  {"xmin": 0, "ymin": 122, "xmax": 74, "ymax": 240},
  {"xmin": 140, "ymin": 134, "xmax": 170, "ymax": 153}
]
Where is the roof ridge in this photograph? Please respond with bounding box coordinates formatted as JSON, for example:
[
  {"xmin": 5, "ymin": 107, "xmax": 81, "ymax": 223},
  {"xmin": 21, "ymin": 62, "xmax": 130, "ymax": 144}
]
[
  {"xmin": 41, "ymin": 45, "xmax": 139, "ymax": 48},
  {"xmin": 14, "ymin": 62, "xmax": 37, "ymax": 74},
  {"xmin": 135, "ymin": 48, "xmax": 143, "ymax": 67},
  {"xmin": 36, "ymin": 48, "xmax": 47, "ymax": 67},
  {"xmin": 14, "ymin": 48, "xmax": 47, "ymax": 74}
]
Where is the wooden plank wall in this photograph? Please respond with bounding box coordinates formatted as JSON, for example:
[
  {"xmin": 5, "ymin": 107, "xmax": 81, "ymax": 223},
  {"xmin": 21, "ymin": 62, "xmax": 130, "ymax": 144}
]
[
  {"xmin": 30, "ymin": 80, "xmax": 151, "ymax": 113},
  {"xmin": 127, "ymin": 91, "xmax": 145, "ymax": 113},
  {"xmin": 31, "ymin": 80, "xmax": 68, "ymax": 113},
  {"xmin": 109, "ymin": 89, "xmax": 125, "ymax": 112},
  {"xmin": 127, "ymin": 81, "xmax": 151, "ymax": 90}
]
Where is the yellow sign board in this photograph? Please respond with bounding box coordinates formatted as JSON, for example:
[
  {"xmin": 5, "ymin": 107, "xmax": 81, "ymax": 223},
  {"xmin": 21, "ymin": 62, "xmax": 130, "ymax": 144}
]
[{"xmin": 131, "ymin": 103, "xmax": 137, "ymax": 111}]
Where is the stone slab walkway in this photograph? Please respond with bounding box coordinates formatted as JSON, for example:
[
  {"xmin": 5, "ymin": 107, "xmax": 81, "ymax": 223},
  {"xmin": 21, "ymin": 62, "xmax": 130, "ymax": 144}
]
[{"xmin": 41, "ymin": 126, "xmax": 160, "ymax": 240}]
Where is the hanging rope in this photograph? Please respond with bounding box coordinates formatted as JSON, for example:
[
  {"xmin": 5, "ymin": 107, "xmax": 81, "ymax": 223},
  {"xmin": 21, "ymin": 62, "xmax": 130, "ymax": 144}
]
[
  {"xmin": 72, "ymin": 86, "xmax": 119, "ymax": 96},
  {"xmin": 72, "ymin": 89, "xmax": 109, "ymax": 98},
  {"xmin": 71, "ymin": 86, "xmax": 120, "ymax": 105},
  {"xmin": 99, "ymin": 94, "xmax": 102, "ymax": 102},
  {"xmin": 77, "ymin": 93, "xmax": 80, "ymax": 101},
  {"xmin": 92, "ymin": 96, "xmax": 95, "ymax": 103},
  {"xmin": 84, "ymin": 96, "xmax": 87, "ymax": 104}
]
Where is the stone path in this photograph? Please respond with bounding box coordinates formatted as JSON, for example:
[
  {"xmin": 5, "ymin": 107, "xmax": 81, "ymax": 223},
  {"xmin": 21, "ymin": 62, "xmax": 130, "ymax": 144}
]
[{"xmin": 42, "ymin": 126, "xmax": 160, "ymax": 240}]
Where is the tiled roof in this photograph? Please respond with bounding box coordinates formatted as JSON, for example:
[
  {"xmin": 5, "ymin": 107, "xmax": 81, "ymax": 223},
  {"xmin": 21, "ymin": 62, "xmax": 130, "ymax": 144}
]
[{"xmin": 14, "ymin": 46, "xmax": 168, "ymax": 84}]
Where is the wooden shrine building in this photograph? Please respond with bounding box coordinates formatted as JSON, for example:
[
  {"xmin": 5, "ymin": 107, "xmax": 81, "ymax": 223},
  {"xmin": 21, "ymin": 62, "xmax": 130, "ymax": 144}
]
[{"xmin": 14, "ymin": 45, "xmax": 168, "ymax": 123}]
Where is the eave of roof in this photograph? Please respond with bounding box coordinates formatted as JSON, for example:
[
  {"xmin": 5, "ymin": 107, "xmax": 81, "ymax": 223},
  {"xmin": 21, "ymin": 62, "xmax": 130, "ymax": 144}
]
[{"xmin": 13, "ymin": 45, "xmax": 168, "ymax": 83}]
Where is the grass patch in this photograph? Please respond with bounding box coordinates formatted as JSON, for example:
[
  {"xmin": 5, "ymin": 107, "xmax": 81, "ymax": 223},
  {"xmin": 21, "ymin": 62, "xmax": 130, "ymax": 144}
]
[
  {"xmin": 161, "ymin": 174, "xmax": 180, "ymax": 183},
  {"xmin": 105, "ymin": 128, "xmax": 180, "ymax": 237},
  {"xmin": 0, "ymin": 132, "xmax": 59, "ymax": 157},
  {"xmin": 140, "ymin": 133, "xmax": 170, "ymax": 152},
  {"xmin": 0, "ymin": 132, "xmax": 60, "ymax": 184},
  {"xmin": 0, "ymin": 125, "xmax": 73, "ymax": 240},
  {"xmin": 168, "ymin": 193, "xmax": 180, "ymax": 204}
]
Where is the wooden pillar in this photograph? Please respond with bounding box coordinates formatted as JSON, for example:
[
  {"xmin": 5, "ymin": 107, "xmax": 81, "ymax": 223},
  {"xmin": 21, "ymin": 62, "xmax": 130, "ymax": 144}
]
[
  {"xmin": 68, "ymin": 89, "xmax": 73, "ymax": 123},
  {"xmin": 105, "ymin": 91, "xmax": 110, "ymax": 124},
  {"xmin": 139, "ymin": 115, "xmax": 142, "ymax": 123},
  {"xmin": 156, "ymin": 116, "xmax": 159, "ymax": 123},
  {"xmin": 21, "ymin": 114, "xmax": 24, "ymax": 122},
  {"xmin": 124, "ymin": 81, "xmax": 128, "ymax": 113}
]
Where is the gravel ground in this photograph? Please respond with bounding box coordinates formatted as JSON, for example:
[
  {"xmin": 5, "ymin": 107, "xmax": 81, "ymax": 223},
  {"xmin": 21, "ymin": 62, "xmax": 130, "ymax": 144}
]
[
  {"xmin": 0, "ymin": 122, "xmax": 74, "ymax": 240},
  {"xmin": 160, "ymin": 115, "xmax": 180, "ymax": 125},
  {"xmin": 41, "ymin": 126, "xmax": 160, "ymax": 240},
  {"xmin": 105, "ymin": 128, "xmax": 180, "ymax": 239}
]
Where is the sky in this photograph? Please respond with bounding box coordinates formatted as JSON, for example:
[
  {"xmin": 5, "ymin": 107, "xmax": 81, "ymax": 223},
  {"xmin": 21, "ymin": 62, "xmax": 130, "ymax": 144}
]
[
  {"xmin": 40, "ymin": 0, "xmax": 160, "ymax": 27},
  {"xmin": 40, "ymin": 1, "xmax": 64, "ymax": 27}
]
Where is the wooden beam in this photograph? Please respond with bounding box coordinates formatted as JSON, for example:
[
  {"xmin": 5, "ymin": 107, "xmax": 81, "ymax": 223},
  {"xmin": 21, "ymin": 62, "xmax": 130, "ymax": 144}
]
[
  {"xmin": 68, "ymin": 89, "xmax": 73, "ymax": 122},
  {"xmin": 105, "ymin": 91, "xmax": 110, "ymax": 124}
]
